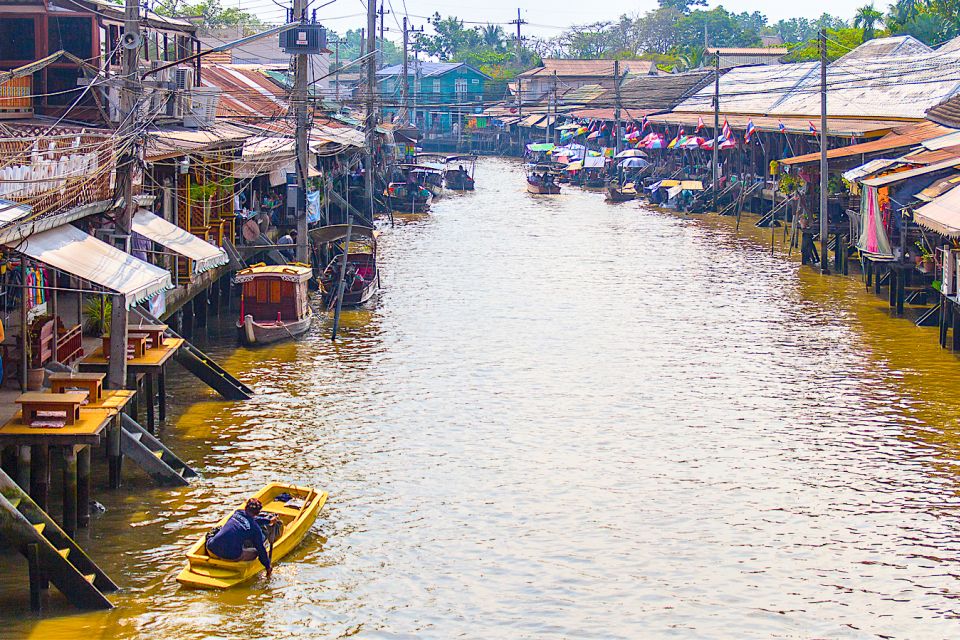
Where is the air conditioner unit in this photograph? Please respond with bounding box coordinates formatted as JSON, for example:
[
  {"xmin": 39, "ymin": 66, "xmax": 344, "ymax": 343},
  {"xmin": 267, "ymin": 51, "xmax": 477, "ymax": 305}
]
[
  {"xmin": 174, "ymin": 66, "xmax": 194, "ymax": 92},
  {"xmin": 183, "ymin": 87, "xmax": 220, "ymax": 128}
]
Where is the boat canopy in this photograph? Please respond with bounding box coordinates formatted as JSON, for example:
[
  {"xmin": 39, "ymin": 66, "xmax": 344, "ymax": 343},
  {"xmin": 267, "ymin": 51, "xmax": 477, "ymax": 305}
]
[
  {"xmin": 234, "ymin": 264, "xmax": 312, "ymax": 284},
  {"xmin": 309, "ymin": 224, "xmax": 377, "ymax": 245},
  {"xmin": 526, "ymin": 143, "xmax": 555, "ymax": 152},
  {"xmin": 399, "ymin": 163, "xmax": 445, "ymax": 172},
  {"xmin": 444, "ymin": 155, "xmax": 478, "ymax": 163}
]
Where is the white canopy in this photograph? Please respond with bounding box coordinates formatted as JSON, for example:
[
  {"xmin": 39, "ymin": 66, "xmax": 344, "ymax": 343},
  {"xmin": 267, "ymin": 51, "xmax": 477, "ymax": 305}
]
[
  {"xmin": 583, "ymin": 156, "xmax": 605, "ymax": 168},
  {"xmin": 132, "ymin": 209, "xmax": 228, "ymax": 274},
  {"xmin": 6, "ymin": 223, "xmax": 172, "ymax": 307},
  {"xmin": 914, "ymin": 187, "xmax": 960, "ymax": 237}
]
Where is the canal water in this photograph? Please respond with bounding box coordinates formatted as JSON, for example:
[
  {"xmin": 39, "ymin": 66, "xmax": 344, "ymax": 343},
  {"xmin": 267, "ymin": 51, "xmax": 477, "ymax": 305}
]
[{"xmin": 4, "ymin": 157, "xmax": 960, "ymax": 638}]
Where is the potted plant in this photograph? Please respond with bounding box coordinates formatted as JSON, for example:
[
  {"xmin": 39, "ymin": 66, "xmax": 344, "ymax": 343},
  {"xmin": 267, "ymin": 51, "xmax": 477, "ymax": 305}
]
[
  {"xmin": 915, "ymin": 242, "xmax": 935, "ymax": 272},
  {"xmin": 83, "ymin": 296, "xmax": 111, "ymax": 336}
]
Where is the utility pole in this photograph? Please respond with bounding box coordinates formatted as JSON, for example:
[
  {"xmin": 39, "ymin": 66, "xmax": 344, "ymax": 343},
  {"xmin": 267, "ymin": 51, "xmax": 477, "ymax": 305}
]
[
  {"xmin": 293, "ymin": 0, "xmax": 309, "ymax": 264},
  {"xmin": 377, "ymin": 2, "xmax": 390, "ymax": 69},
  {"xmin": 402, "ymin": 17, "xmax": 409, "ymax": 123},
  {"xmin": 109, "ymin": 0, "xmax": 141, "ymax": 389},
  {"xmin": 516, "ymin": 76, "xmax": 523, "ymax": 154},
  {"xmin": 331, "ymin": 37, "xmax": 343, "ymax": 102},
  {"xmin": 365, "ymin": 0, "xmax": 377, "ymax": 219},
  {"xmin": 711, "ymin": 50, "xmax": 719, "ymax": 212},
  {"xmin": 548, "ymin": 69, "xmax": 557, "ymax": 144},
  {"xmin": 613, "ymin": 60, "xmax": 621, "ymax": 155},
  {"xmin": 819, "ymin": 28, "xmax": 829, "ymax": 274},
  {"xmin": 510, "ymin": 8, "xmax": 527, "ymax": 64}
]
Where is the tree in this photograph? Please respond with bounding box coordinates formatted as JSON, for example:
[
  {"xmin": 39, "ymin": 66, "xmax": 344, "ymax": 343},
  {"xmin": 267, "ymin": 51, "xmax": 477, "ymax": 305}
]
[
  {"xmin": 676, "ymin": 8, "xmax": 763, "ymax": 49},
  {"xmin": 154, "ymin": 0, "xmax": 265, "ymax": 31},
  {"xmin": 658, "ymin": 0, "xmax": 708, "ymax": 15},
  {"xmin": 854, "ymin": 4, "xmax": 885, "ymax": 40},
  {"xmin": 421, "ymin": 14, "xmax": 482, "ymax": 60},
  {"xmin": 634, "ymin": 8, "xmax": 684, "ymax": 54},
  {"xmin": 479, "ymin": 24, "xmax": 506, "ymax": 51}
]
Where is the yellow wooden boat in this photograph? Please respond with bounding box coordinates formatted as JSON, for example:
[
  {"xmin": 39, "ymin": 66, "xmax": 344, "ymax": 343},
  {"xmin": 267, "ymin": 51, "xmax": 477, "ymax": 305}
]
[{"xmin": 176, "ymin": 483, "xmax": 327, "ymax": 589}]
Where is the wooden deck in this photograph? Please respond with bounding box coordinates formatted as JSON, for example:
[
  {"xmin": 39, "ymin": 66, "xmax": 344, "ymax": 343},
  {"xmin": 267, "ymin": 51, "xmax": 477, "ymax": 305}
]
[{"xmin": 0, "ymin": 408, "xmax": 114, "ymax": 446}]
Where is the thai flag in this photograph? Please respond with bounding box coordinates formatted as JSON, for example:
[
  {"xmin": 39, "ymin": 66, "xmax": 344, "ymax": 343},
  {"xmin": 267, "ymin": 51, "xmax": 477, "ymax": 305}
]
[
  {"xmin": 808, "ymin": 121, "xmax": 817, "ymax": 135},
  {"xmin": 744, "ymin": 119, "xmax": 755, "ymax": 143},
  {"xmin": 721, "ymin": 119, "xmax": 731, "ymax": 141},
  {"xmin": 778, "ymin": 120, "xmax": 786, "ymax": 133},
  {"xmin": 641, "ymin": 115, "xmax": 649, "ymax": 131},
  {"xmin": 696, "ymin": 116, "xmax": 705, "ymax": 133}
]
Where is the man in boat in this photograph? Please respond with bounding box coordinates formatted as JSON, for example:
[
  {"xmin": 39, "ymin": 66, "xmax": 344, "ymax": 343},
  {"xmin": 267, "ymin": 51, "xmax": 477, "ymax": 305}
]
[{"xmin": 205, "ymin": 498, "xmax": 282, "ymax": 577}]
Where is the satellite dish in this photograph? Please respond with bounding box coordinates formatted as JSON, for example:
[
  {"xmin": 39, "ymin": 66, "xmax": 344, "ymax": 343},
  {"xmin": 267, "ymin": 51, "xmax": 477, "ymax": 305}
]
[{"xmin": 121, "ymin": 32, "xmax": 141, "ymax": 50}]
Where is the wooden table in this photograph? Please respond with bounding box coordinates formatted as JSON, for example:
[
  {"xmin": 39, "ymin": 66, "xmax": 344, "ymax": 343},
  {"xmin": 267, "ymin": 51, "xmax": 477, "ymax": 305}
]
[
  {"xmin": 0, "ymin": 408, "xmax": 114, "ymax": 537},
  {"xmin": 102, "ymin": 334, "xmax": 148, "ymax": 359},
  {"xmin": 128, "ymin": 324, "xmax": 168, "ymax": 349},
  {"xmin": 49, "ymin": 372, "xmax": 105, "ymax": 402},
  {"xmin": 15, "ymin": 392, "xmax": 88, "ymax": 426}
]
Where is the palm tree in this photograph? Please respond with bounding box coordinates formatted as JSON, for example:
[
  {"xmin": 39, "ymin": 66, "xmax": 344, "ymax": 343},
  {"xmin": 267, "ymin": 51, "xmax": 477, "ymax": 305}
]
[
  {"xmin": 480, "ymin": 24, "xmax": 505, "ymax": 50},
  {"xmin": 854, "ymin": 4, "xmax": 885, "ymax": 40}
]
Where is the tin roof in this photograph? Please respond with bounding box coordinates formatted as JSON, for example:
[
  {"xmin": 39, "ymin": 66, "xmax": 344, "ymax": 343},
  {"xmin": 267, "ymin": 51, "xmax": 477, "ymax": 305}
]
[
  {"xmin": 518, "ymin": 59, "xmax": 656, "ymax": 78},
  {"xmin": 778, "ymin": 121, "xmax": 954, "ymax": 165}
]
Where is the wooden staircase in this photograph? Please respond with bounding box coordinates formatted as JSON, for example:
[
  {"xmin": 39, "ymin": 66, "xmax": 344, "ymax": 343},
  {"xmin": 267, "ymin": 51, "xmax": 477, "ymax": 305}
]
[
  {"xmin": 132, "ymin": 308, "xmax": 253, "ymax": 401},
  {"xmin": 120, "ymin": 413, "xmax": 198, "ymax": 486},
  {"xmin": 0, "ymin": 469, "xmax": 117, "ymax": 610}
]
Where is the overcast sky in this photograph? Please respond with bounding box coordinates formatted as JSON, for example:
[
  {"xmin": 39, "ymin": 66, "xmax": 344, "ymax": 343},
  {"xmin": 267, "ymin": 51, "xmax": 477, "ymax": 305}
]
[{"xmin": 244, "ymin": 0, "xmax": 868, "ymax": 43}]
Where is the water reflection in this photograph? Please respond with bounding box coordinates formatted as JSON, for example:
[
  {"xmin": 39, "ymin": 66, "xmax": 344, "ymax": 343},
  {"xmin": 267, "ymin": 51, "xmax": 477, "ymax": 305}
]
[{"xmin": 3, "ymin": 157, "xmax": 960, "ymax": 638}]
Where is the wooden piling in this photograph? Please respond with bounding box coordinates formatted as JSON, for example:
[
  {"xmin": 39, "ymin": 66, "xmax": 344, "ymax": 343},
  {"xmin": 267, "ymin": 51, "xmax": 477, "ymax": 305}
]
[
  {"xmin": 30, "ymin": 445, "xmax": 49, "ymax": 510},
  {"xmin": 157, "ymin": 366, "xmax": 166, "ymax": 423},
  {"xmin": 107, "ymin": 416, "xmax": 122, "ymax": 489},
  {"xmin": 953, "ymin": 305, "xmax": 960, "ymax": 352},
  {"xmin": 27, "ymin": 542, "xmax": 42, "ymax": 612},
  {"xmin": 62, "ymin": 447, "xmax": 78, "ymax": 538},
  {"xmin": 145, "ymin": 373, "xmax": 155, "ymax": 433},
  {"xmin": 77, "ymin": 446, "xmax": 90, "ymax": 528},
  {"xmin": 16, "ymin": 445, "xmax": 30, "ymax": 490},
  {"xmin": 939, "ymin": 295, "xmax": 949, "ymax": 348}
]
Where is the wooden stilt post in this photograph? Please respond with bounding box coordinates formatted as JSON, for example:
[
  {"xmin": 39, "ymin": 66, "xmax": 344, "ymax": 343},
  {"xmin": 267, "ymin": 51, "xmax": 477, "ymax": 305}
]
[
  {"xmin": 30, "ymin": 445, "xmax": 48, "ymax": 510},
  {"xmin": 952, "ymin": 305, "xmax": 960, "ymax": 351},
  {"xmin": 145, "ymin": 373, "xmax": 155, "ymax": 433},
  {"xmin": 157, "ymin": 365, "xmax": 166, "ymax": 423},
  {"xmin": 27, "ymin": 542, "xmax": 42, "ymax": 612},
  {"xmin": 108, "ymin": 415, "xmax": 122, "ymax": 489},
  {"xmin": 939, "ymin": 295, "xmax": 949, "ymax": 347},
  {"xmin": 62, "ymin": 446, "xmax": 78, "ymax": 538},
  {"xmin": 78, "ymin": 446, "xmax": 90, "ymax": 528},
  {"xmin": 16, "ymin": 445, "xmax": 30, "ymax": 490}
]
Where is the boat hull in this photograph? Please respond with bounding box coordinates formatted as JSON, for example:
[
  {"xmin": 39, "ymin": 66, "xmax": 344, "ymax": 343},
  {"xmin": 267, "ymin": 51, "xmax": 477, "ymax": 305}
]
[
  {"xmin": 238, "ymin": 308, "xmax": 313, "ymax": 346},
  {"xmin": 176, "ymin": 483, "xmax": 327, "ymax": 589},
  {"xmin": 526, "ymin": 182, "xmax": 561, "ymax": 194},
  {"xmin": 323, "ymin": 278, "xmax": 378, "ymax": 308},
  {"xmin": 605, "ymin": 188, "xmax": 637, "ymax": 202}
]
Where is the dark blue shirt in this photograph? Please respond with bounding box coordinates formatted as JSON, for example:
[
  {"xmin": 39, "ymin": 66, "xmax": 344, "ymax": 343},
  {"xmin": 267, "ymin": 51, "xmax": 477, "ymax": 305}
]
[{"xmin": 206, "ymin": 510, "xmax": 271, "ymax": 569}]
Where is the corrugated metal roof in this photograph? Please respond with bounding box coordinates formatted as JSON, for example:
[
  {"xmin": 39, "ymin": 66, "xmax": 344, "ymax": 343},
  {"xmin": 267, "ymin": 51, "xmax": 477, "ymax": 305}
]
[
  {"xmin": 900, "ymin": 143, "xmax": 960, "ymax": 165},
  {"xmin": 518, "ymin": 59, "xmax": 655, "ymax": 78},
  {"xmin": 649, "ymin": 113, "xmax": 904, "ymax": 138},
  {"xmin": 377, "ymin": 62, "xmax": 489, "ymax": 79},
  {"xmin": 835, "ymin": 35, "xmax": 931, "ymax": 62},
  {"xmin": 201, "ymin": 64, "xmax": 289, "ymax": 120},
  {"xmin": 861, "ymin": 157, "xmax": 960, "ymax": 186},
  {"xmin": 779, "ymin": 121, "xmax": 953, "ymax": 165},
  {"xmin": 675, "ymin": 48, "xmax": 960, "ymax": 120}
]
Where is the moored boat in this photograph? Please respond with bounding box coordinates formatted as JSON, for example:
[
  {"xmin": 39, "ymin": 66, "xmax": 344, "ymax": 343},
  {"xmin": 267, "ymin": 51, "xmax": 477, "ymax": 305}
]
[
  {"xmin": 311, "ymin": 224, "xmax": 379, "ymax": 308},
  {"xmin": 176, "ymin": 482, "xmax": 327, "ymax": 589},
  {"xmin": 444, "ymin": 155, "xmax": 477, "ymax": 190},
  {"xmin": 384, "ymin": 182, "xmax": 432, "ymax": 213},
  {"xmin": 605, "ymin": 182, "xmax": 638, "ymax": 202},
  {"xmin": 235, "ymin": 264, "xmax": 313, "ymax": 345}
]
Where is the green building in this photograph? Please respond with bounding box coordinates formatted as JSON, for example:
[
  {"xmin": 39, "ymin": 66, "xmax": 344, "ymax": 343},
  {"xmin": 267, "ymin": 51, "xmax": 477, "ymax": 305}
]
[{"xmin": 376, "ymin": 61, "xmax": 490, "ymax": 134}]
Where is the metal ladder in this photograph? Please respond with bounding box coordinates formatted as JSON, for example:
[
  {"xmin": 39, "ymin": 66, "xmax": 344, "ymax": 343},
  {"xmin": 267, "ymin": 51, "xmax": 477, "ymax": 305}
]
[
  {"xmin": 0, "ymin": 469, "xmax": 117, "ymax": 610},
  {"xmin": 120, "ymin": 413, "xmax": 198, "ymax": 486}
]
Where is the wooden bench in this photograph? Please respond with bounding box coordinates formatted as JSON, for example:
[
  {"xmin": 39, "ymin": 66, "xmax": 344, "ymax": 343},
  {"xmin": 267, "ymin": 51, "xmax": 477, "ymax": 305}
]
[
  {"xmin": 102, "ymin": 334, "xmax": 148, "ymax": 359},
  {"xmin": 49, "ymin": 372, "xmax": 105, "ymax": 402},
  {"xmin": 16, "ymin": 391, "xmax": 87, "ymax": 426}
]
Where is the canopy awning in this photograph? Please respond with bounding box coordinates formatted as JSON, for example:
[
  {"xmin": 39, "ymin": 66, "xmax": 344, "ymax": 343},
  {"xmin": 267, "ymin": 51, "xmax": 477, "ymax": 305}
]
[
  {"xmin": 842, "ymin": 158, "xmax": 901, "ymax": 182},
  {"xmin": 583, "ymin": 156, "xmax": 605, "ymax": 168},
  {"xmin": 132, "ymin": 210, "xmax": 228, "ymax": 274},
  {"xmin": 915, "ymin": 186, "xmax": 960, "ymax": 237},
  {"xmin": 6, "ymin": 224, "xmax": 172, "ymax": 306},
  {"xmin": 0, "ymin": 199, "xmax": 31, "ymax": 227}
]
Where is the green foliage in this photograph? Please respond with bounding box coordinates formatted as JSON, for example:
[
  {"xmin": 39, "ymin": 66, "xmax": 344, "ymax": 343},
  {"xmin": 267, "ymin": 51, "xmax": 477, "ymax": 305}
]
[
  {"xmin": 784, "ymin": 27, "xmax": 868, "ymax": 61},
  {"xmin": 83, "ymin": 297, "xmax": 111, "ymax": 336},
  {"xmin": 154, "ymin": 0, "xmax": 265, "ymax": 31},
  {"xmin": 854, "ymin": 4, "xmax": 885, "ymax": 40}
]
